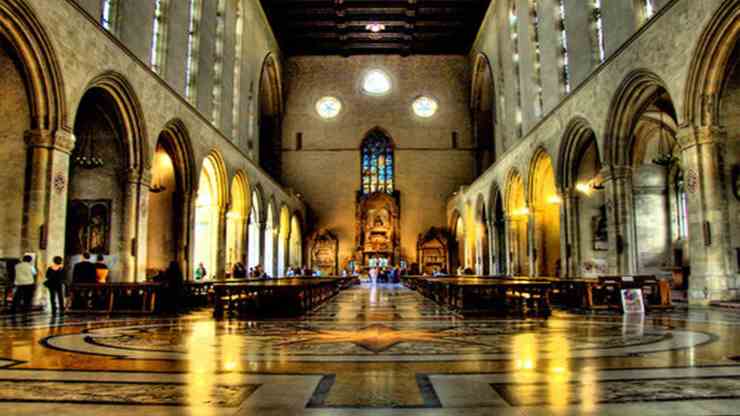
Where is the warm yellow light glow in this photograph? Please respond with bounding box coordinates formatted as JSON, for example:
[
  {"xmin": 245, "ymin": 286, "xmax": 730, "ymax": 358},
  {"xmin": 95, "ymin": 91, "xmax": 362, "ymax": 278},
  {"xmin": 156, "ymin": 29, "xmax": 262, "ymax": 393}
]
[
  {"xmin": 547, "ymin": 195, "xmax": 562, "ymax": 205},
  {"xmin": 513, "ymin": 207, "xmax": 530, "ymax": 217},
  {"xmin": 575, "ymin": 182, "xmax": 592, "ymax": 195}
]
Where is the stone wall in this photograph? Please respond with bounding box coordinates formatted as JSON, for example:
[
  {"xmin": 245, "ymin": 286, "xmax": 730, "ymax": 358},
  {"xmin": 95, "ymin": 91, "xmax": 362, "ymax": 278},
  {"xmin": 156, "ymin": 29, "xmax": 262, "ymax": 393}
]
[{"xmin": 281, "ymin": 55, "xmax": 476, "ymax": 268}]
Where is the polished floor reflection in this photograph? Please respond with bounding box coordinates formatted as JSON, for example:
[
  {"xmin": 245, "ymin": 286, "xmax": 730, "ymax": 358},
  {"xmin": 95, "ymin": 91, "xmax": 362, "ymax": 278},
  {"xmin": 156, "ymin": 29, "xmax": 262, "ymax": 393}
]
[{"xmin": 1, "ymin": 283, "xmax": 740, "ymax": 415}]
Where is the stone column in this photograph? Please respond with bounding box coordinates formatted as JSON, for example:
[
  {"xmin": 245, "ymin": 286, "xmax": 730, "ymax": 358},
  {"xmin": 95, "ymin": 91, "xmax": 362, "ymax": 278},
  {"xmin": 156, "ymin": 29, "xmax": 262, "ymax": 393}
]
[
  {"xmin": 677, "ymin": 125, "xmax": 735, "ymax": 303},
  {"xmin": 487, "ymin": 219, "xmax": 496, "ymax": 275},
  {"xmin": 601, "ymin": 165, "xmax": 638, "ymax": 275},
  {"xmin": 562, "ymin": 188, "xmax": 581, "ymax": 278},
  {"xmin": 24, "ymin": 129, "xmax": 75, "ymax": 304},
  {"xmin": 505, "ymin": 216, "xmax": 518, "ymax": 275},
  {"xmin": 258, "ymin": 221, "xmax": 266, "ymax": 268},
  {"xmin": 216, "ymin": 206, "xmax": 227, "ymax": 279},
  {"xmin": 180, "ymin": 190, "xmax": 196, "ymax": 279},
  {"xmin": 121, "ymin": 169, "xmax": 150, "ymax": 282},
  {"xmin": 527, "ymin": 211, "xmax": 538, "ymax": 277}
]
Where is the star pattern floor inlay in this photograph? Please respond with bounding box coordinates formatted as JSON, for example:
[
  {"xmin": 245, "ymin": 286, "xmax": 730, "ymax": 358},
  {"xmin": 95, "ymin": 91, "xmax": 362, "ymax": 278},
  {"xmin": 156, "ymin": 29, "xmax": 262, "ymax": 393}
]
[{"xmin": 1, "ymin": 283, "xmax": 740, "ymax": 415}]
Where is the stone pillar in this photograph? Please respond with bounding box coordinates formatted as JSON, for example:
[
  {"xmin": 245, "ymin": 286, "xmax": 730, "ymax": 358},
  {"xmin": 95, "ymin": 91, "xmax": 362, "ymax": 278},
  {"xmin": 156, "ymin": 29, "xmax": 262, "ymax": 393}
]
[
  {"xmin": 216, "ymin": 206, "xmax": 227, "ymax": 279},
  {"xmin": 527, "ymin": 211, "xmax": 537, "ymax": 277},
  {"xmin": 601, "ymin": 165, "xmax": 638, "ymax": 275},
  {"xmin": 562, "ymin": 188, "xmax": 581, "ymax": 278},
  {"xmin": 677, "ymin": 125, "xmax": 735, "ymax": 303},
  {"xmin": 121, "ymin": 169, "xmax": 150, "ymax": 282},
  {"xmin": 180, "ymin": 190, "xmax": 196, "ymax": 279},
  {"xmin": 505, "ymin": 216, "xmax": 518, "ymax": 276},
  {"xmin": 487, "ymin": 219, "xmax": 496, "ymax": 275},
  {"xmin": 24, "ymin": 129, "xmax": 75, "ymax": 304},
  {"xmin": 258, "ymin": 221, "xmax": 266, "ymax": 268}
]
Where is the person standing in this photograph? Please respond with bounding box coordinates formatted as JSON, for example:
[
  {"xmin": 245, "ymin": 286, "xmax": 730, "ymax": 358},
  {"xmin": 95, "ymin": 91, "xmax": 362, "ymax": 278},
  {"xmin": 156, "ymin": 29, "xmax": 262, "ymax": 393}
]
[
  {"xmin": 194, "ymin": 263, "xmax": 207, "ymax": 281},
  {"xmin": 94, "ymin": 255, "xmax": 109, "ymax": 283},
  {"xmin": 12, "ymin": 255, "xmax": 36, "ymax": 314},
  {"xmin": 72, "ymin": 253, "xmax": 97, "ymax": 283},
  {"xmin": 45, "ymin": 256, "xmax": 66, "ymax": 315}
]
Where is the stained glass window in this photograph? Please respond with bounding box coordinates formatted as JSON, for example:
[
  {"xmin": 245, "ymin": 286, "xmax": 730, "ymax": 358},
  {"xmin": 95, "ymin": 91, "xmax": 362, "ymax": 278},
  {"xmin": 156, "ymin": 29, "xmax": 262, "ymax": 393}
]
[
  {"xmin": 316, "ymin": 96, "xmax": 342, "ymax": 119},
  {"xmin": 675, "ymin": 170, "xmax": 688, "ymax": 239},
  {"xmin": 361, "ymin": 130, "xmax": 394, "ymax": 195},
  {"xmin": 101, "ymin": 0, "xmax": 118, "ymax": 32}
]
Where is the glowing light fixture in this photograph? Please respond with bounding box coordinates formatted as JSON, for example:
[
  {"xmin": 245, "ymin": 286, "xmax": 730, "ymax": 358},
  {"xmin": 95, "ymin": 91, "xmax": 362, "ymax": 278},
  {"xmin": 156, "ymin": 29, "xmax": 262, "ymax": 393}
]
[
  {"xmin": 362, "ymin": 69, "xmax": 391, "ymax": 96},
  {"xmin": 412, "ymin": 96, "xmax": 438, "ymax": 118},
  {"xmin": 365, "ymin": 23, "xmax": 386, "ymax": 33},
  {"xmin": 513, "ymin": 207, "xmax": 530, "ymax": 217},
  {"xmin": 547, "ymin": 195, "xmax": 563, "ymax": 205},
  {"xmin": 316, "ymin": 96, "xmax": 342, "ymax": 119}
]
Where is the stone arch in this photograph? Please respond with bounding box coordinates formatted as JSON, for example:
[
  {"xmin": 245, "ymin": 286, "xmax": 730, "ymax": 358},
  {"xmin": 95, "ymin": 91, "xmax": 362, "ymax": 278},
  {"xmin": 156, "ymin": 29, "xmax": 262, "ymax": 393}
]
[
  {"xmin": 527, "ymin": 148, "xmax": 561, "ymax": 277},
  {"xmin": 0, "ymin": 0, "xmax": 69, "ymax": 268},
  {"xmin": 289, "ymin": 212, "xmax": 303, "ymax": 268},
  {"xmin": 264, "ymin": 196, "xmax": 278, "ymax": 276},
  {"xmin": 258, "ymin": 52, "xmax": 284, "ymax": 180},
  {"xmin": 0, "ymin": 0, "xmax": 67, "ymax": 132},
  {"xmin": 489, "ymin": 181, "xmax": 507, "ymax": 274},
  {"xmin": 66, "ymin": 72, "xmax": 148, "ymax": 281},
  {"xmin": 474, "ymin": 193, "xmax": 491, "ymax": 275},
  {"xmin": 225, "ymin": 170, "xmax": 250, "ymax": 274},
  {"xmin": 504, "ymin": 168, "xmax": 529, "ymax": 276},
  {"xmin": 450, "ymin": 209, "xmax": 466, "ymax": 273},
  {"xmin": 247, "ymin": 184, "xmax": 265, "ymax": 268},
  {"xmin": 146, "ymin": 119, "xmax": 196, "ymax": 276},
  {"xmin": 604, "ymin": 69, "xmax": 671, "ymax": 167},
  {"xmin": 192, "ymin": 151, "xmax": 228, "ymax": 280},
  {"xmin": 683, "ymin": 1, "xmax": 740, "ymax": 127},
  {"xmin": 471, "ymin": 51, "xmax": 497, "ymax": 173},
  {"xmin": 277, "ymin": 203, "xmax": 291, "ymax": 275},
  {"xmin": 557, "ymin": 117, "xmax": 606, "ymax": 278},
  {"xmin": 557, "ymin": 116, "xmax": 602, "ymax": 191}
]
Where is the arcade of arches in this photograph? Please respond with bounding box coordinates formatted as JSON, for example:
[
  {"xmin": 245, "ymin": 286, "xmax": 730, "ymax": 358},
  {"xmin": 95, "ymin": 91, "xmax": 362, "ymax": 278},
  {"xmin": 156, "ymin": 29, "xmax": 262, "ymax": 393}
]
[{"xmin": 1, "ymin": 0, "xmax": 740, "ymax": 414}]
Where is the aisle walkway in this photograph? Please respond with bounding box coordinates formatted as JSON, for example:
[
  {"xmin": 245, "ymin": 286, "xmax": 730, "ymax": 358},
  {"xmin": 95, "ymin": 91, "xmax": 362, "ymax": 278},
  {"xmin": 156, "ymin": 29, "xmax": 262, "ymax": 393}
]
[{"xmin": 1, "ymin": 283, "xmax": 740, "ymax": 414}]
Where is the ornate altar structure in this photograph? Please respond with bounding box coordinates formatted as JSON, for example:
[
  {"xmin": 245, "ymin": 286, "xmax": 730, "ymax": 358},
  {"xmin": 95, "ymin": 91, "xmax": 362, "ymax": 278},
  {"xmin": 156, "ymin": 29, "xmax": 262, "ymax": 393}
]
[
  {"xmin": 354, "ymin": 192, "xmax": 400, "ymax": 268},
  {"xmin": 310, "ymin": 229, "xmax": 338, "ymax": 275},
  {"xmin": 417, "ymin": 227, "xmax": 450, "ymax": 275}
]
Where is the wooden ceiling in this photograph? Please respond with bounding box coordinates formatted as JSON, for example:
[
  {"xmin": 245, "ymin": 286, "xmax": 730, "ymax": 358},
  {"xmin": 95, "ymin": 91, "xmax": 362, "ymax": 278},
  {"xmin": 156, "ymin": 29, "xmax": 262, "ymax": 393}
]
[{"xmin": 260, "ymin": 0, "xmax": 492, "ymax": 56}]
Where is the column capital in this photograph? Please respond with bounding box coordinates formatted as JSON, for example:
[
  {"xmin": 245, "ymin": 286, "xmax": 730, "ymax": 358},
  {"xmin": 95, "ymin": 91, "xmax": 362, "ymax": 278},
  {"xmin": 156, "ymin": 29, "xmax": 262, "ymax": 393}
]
[
  {"xmin": 676, "ymin": 125, "xmax": 727, "ymax": 149},
  {"xmin": 600, "ymin": 165, "xmax": 632, "ymax": 182},
  {"xmin": 24, "ymin": 129, "xmax": 76, "ymax": 154}
]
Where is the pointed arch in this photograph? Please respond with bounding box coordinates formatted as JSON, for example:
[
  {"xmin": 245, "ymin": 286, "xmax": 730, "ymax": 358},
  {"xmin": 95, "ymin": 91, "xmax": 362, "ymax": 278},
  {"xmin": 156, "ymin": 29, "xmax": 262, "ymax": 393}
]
[
  {"xmin": 247, "ymin": 184, "xmax": 265, "ymax": 268},
  {"xmin": 226, "ymin": 170, "xmax": 250, "ymax": 273},
  {"xmin": 504, "ymin": 168, "xmax": 529, "ymax": 276},
  {"xmin": 277, "ymin": 203, "xmax": 291, "ymax": 275},
  {"xmin": 289, "ymin": 212, "xmax": 303, "ymax": 268},
  {"xmin": 146, "ymin": 119, "xmax": 196, "ymax": 275},
  {"xmin": 258, "ymin": 52, "xmax": 284, "ymax": 180},
  {"xmin": 604, "ymin": 69, "xmax": 672, "ymax": 167},
  {"xmin": 360, "ymin": 127, "xmax": 395, "ymax": 194},
  {"xmin": 474, "ymin": 193, "xmax": 491, "ymax": 275},
  {"xmin": 683, "ymin": 1, "xmax": 740, "ymax": 127},
  {"xmin": 264, "ymin": 196, "xmax": 277, "ymax": 276},
  {"xmin": 557, "ymin": 117, "xmax": 601, "ymax": 191},
  {"xmin": 0, "ymin": 0, "xmax": 67, "ymax": 132},
  {"xmin": 192, "ymin": 150, "xmax": 228, "ymax": 279},
  {"xmin": 471, "ymin": 51, "xmax": 497, "ymax": 173},
  {"xmin": 527, "ymin": 148, "xmax": 561, "ymax": 277},
  {"xmin": 81, "ymin": 71, "xmax": 148, "ymax": 172}
]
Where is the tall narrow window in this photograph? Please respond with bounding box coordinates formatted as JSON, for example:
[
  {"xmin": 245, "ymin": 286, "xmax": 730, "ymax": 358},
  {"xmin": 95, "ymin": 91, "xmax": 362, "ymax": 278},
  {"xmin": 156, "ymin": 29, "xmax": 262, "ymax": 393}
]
[
  {"xmin": 232, "ymin": 1, "xmax": 244, "ymax": 140},
  {"xmin": 185, "ymin": 0, "xmax": 202, "ymax": 103},
  {"xmin": 675, "ymin": 171, "xmax": 689, "ymax": 239},
  {"xmin": 100, "ymin": 0, "xmax": 118, "ymax": 32},
  {"xmin": 557, "ymin": 0, "xmax": 571, "ymax": 94},
  {"xmin": 211, "ymin": 0, "xmax": 226, "ymax": 125},
  {"xmin": 592, "ymin": 0, "xmax": 606, "ymax": 63},
  {"xmin": 150, "ymin": 0, "xmax": 168, "ymax": 75},
  {"xmin": 361, "ymin": 129, "xmax": 394, "ymax": 195},
  {"xmin": 509, "ymin": 2, "xmax": 523, "ymax": 137},
  {"xmin": 530, "ymin": 0, "xmax": 544, "ymax": 117},
  {"xmin": 644, "ymin": 0, "xmax": 656, "ymax": 20}
]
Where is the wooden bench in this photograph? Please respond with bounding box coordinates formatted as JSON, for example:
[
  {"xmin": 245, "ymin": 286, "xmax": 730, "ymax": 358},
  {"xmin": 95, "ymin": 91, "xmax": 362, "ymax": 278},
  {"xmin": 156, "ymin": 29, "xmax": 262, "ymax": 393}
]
[{"xmin": 68, "ymin": 282, "xmax": 163, "ymax": 314}]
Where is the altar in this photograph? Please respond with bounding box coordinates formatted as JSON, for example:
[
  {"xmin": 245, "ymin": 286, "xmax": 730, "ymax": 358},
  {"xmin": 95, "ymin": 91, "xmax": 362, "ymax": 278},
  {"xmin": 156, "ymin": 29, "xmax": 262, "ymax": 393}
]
[{"xmin": 354, "ymin": 191, "xmax": 400, "ymax": 268}]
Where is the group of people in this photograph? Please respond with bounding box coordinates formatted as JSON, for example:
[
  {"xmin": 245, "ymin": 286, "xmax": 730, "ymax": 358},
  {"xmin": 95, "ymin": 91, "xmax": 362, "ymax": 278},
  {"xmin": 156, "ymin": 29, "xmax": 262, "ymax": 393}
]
[
  {"xmin": 9, "ymin": 252, "xmax": 110, "ymax": 315},
  {"xmin": 367, "ymin": 266, "xmax": 404, "ymax": 284}
]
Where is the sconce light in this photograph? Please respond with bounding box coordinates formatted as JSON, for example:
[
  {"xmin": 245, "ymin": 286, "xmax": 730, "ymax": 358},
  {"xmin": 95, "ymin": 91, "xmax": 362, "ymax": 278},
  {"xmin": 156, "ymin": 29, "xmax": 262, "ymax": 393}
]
[{"xmin": 547, "ymin": 195, "xmax": 563, "ymax": 205}]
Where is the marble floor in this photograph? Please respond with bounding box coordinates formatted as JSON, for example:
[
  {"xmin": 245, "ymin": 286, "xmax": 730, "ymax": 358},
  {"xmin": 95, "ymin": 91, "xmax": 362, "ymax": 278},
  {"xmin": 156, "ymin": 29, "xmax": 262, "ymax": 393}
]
[{"xmin": 1, "ymin": 283, "xmax": 740, "ymax": 415}]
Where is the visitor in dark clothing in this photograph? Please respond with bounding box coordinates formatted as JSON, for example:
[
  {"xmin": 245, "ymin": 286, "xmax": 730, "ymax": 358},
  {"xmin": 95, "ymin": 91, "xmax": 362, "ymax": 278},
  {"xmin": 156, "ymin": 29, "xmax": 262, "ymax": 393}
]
[
  {"xmin": 72, "ymin": 253, "xmax": 97, "ymax": 283},
  {"xmin": 45, "ymin": 256, "xmax": 66, "ymax": 314}
]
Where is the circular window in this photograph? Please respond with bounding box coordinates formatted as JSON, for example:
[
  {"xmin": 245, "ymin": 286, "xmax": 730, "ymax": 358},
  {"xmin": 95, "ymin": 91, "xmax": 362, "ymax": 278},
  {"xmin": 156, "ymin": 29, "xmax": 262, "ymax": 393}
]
[
  {"xmin": 412, "ymin": 96, "xmax": 438, "ymax": 118},
  {"xmin": 316, "ymin": 96, "xmax": 342, "ymax": 119},
  {"xmin": 362, "ymin": 69, "xmax": 392, "ymax": 96}
]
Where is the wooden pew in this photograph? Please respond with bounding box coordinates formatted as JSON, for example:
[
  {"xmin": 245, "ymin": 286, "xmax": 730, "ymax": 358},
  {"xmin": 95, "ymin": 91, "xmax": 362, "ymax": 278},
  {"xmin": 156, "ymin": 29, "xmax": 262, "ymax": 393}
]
[
  {"xmin": 213, "ymin": 276, "xmax": 355, "ymax": 318},
  {"xmin": 584, "ymin": 275, "xmax": 672, "ymax": 311},
  {"xmin": 68, "ymin": 282, "xmax": 163, "ymax": 314}
]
